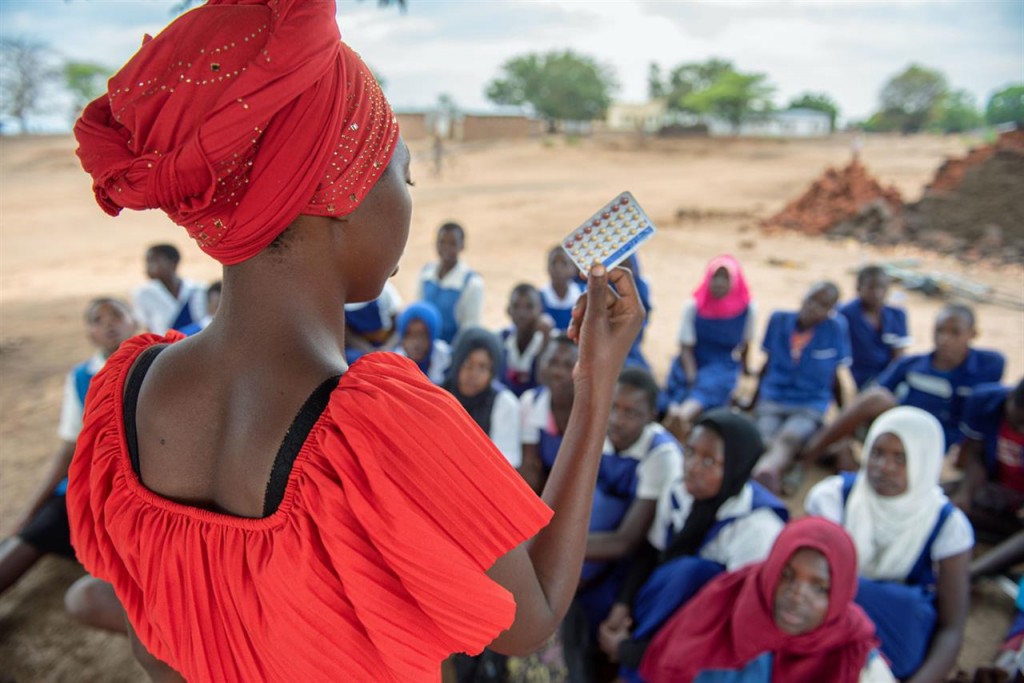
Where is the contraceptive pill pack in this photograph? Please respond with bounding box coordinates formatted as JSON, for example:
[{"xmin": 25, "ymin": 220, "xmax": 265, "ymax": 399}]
[{"xmin": 560, "ymin": 191, "xmax": 657, "ymax": 274}]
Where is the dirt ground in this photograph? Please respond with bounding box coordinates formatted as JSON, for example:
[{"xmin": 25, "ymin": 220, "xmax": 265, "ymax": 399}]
[{"xmin": 1, "ymin": 132, "xmax": 1021, "ymax": 680}]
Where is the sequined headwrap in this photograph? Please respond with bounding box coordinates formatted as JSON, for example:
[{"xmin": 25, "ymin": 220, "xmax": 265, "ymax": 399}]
[{"xmin": 74, "ymin": 0, "xmax": 399, "ymax": 265}]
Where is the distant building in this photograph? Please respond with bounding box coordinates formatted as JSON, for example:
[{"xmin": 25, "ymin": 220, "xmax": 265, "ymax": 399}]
[
  {"xmin": 394, "ymin": 108, "xmax": 541, "ymax": 142},
  {"xmin": 604, "ymin": 102, "xmax": 832, "ymax": 138}
]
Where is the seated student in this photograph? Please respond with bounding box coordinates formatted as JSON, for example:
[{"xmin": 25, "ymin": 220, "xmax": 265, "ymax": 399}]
[
  {"xmin": 500, "ymin": 283, "xmax": 551, "ymax": 397},
  {"xmin": 541, "ymin": 246, "xmax": 583, "ymax": 333},
  {"xmin": 805, "ymin": 406, "xmax": 973, "ymax": 682},
  {"xmin": 519, "ymin": 335, "xmax": 578, "ymax": 494},
  {"xmin": 0, "ymin": 298, "xmax": 136, "ymax": 632},
  {"xmin": 444, "ymin": 327, "xmax": 521, "ymax": 468},
  {"xmin": 394, "ymin": 301, "xmax": 451, "ymax": 385},
  {"xmin": 417, "ymin": 221, "xmax": 484, "ymax": 344},
  {"xmin": 342, "ymin": 281, "xmax": 402, "ymax": 364},
  {"xmin": 954, "ymin": 379, "xmax": 1024, "ymax": 543},
  {"xmin": 599, "ymin": 410, "xmax": 788, "ymax": 682},
  {"xmin": 565, "ymin": 368, "xmax": 683, "ymax": 681},
  {"xmin": 838, "ymin": 265, "xmax": 911, "ymax": 391},
  {"xmin": 745, "ymin": 281, "xmax": 853, "ymax": 494},
  {"xmin": 622, "ymin": 255, "xmax": 653, "ymax": 370},
  {"xmin": 179, "ymin": 280, "xmax": 221, "ymax": 336},
  {"xmin": 607, "ymin": 517, "xmax": 894, "ymax": 683},
  {"xmin": 804, "ymin": 304, "xmax": 1006, "ymax": 463},
  {"xmin": 663, "ymin": 255, "xmax": 755, "ymax": 441},
  {"xmin": 132, "ymin": 243, "xmax": 207, "ymax": 334}
]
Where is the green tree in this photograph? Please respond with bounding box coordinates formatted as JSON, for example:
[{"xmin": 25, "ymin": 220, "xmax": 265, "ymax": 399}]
[
  {"xmin": 788, "ymin": 92, "xmax": 839, "ymax": 132},
  {"xmin": 682, "ymin": 71, "xmax": 774, "ymax": 133},
  {"xmin": 0, "ymin": 37, "xmax": 59, "ymax": 133},
  {"xmin": 64, "ymin": 61, "xmax": 109, "ymax": 124},
  {"xmin": 664, "ymin": 58, "xmax": 734, "ymax": 112},
  {"xmin": 647, "ymin": 62, "xmax": 664, "ymax": 100},
  {"xmin": 878, "ymin": 64, "xmax": 948, "ymax": 133},
  {"xmin": 932, "ymin": 89, "xmax": 982, "ymax": 133},
  {"xmin": 485, "ymin": 50, "xmax": 617, "ymax": 131},
  {"xmin": 986, "ymin": 84, "xmax": 1024, "ymax": 127}
]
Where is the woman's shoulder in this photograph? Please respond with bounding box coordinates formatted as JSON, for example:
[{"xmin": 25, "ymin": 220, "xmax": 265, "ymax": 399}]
[
  {"xmin": 803, "ymin": 474, "xmax": 846, "ymax": 521},
  {"xmin": 932, "ymin": 503, "xmax": 974, "ymax": 562}
]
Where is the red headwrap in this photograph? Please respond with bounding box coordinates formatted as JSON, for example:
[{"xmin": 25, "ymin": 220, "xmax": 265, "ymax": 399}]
[
  {"xmin": 692, "ymin": 254, "xmax": 751, "ymax": 319},
  {"xmin": 639, "ymin": 517, "xmax": 879, "ymax": 683},
  {"xmin": 74, "ymin": 0, "xmax": 399, "ymax": 265}
]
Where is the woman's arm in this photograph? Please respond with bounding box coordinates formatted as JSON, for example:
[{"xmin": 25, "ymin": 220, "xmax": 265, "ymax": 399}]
[
  {"xmin": 486, "ymin": 265, "xmax": 645, "ymax": 655},
  {"xmin": 906, "ymin": 551, "xmax": 970, "ymax": 683},
  {"xmin": 8, "ymin": 441, "xmax": 75, "ymax": 534},
  {"xmin": 126, "ymin": 620, "xmax": 186, "ymax": 683}
]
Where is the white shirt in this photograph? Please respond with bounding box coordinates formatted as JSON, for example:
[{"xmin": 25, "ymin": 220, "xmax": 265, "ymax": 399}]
[
  {"xmin": 648, "ymin": 481, "xmax": 785, "ymax": 571},
  {"xmin": 393, "ymin": 340, "xmax": 452, "ymax": 386},
  {"xmin": 132, "ymin": 278, "xmax": 207, "ymax": 335},
  {"xmin": 416, "ymin": 261, "xmax": 485, "ymax": 331},
  {"xmin": 603, "ymin": 423, "xmax": 684, "ymax": 501},
  {"xmin": 805, "ymin": 475, "xmax": 975, "ymax": 566},
  {"xmin": 520, "ymin": 386, "xmax": 552, "ymax": 446},
  {"xmin": 57, "ymin": 353, "xmax": 106, "ymax": 442},
  {"xmin": 678, "ymin": 299, "xmax": 757, "ymax": 347},
  {"xmin": 489, "ymin": 389, "xmax": 522, "ymax": 468},
  {"xmin": 502, "ymin": 327, "xmax": 547, "ymax": 373}
]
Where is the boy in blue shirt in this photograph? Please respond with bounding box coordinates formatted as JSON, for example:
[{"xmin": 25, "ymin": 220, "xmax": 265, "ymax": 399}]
[
  {"xmin": 838, "ymin": 265, "xmax": 910, "ymax": 389},
  {"xmin": 747, "ymin": 282, "xmax": 853, "ymax": 494},
  {"xmin": 416, "ymin": 222, "xmax": 484, "ymax": 344},
  {"xmin": 804, "ymin": 304, "xmax": 1006, "ymax": 462}
]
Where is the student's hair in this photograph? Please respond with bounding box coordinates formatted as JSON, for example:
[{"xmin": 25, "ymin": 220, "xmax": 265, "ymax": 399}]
[
  {"xmin": 510, "ymin": 282, "xmax": 539, "ymax": 302},
  {"xmin": 541, "ymin": 333, "xmax": 578, "ymax": 361},
  {"xmin": 1013, "ymin": 378, "xmax": 1024, "ymax": 406},
  {"xmin": 939, "ymin": 303, "xmax": 975, "ymax": 328},
  {"xmin": 856, "ymin": 265, "xmax": 887, "ymax": 288},
  {"xmin": 148, "ymin": 243, "xmax": 181, "ymax": 264},
  {"xmin": 84, "ymin": 296, "xmax": 132, "ymax": 323},
  {"xmin": 208, "ymin": 281, "xmax": 223, "ymax": 297},
  {"xmin": 437, "ymin": 221, "xmax": 465, "ymax": 243},
  {"xmin": 617, "ymin": 366, "xmax": 660, "ymax": 413},
  {"xmin": 810, "ymin": 280, "xmax": 840, "ymax": 302}
]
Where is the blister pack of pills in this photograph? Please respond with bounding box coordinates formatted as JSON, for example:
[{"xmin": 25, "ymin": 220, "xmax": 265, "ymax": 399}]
[{"xmin": 561, "ymin": 191, "xmax": 656, "ymax": 273}]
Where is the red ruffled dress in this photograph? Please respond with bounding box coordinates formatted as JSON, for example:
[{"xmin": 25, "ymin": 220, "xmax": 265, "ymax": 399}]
[{"xmin": 67, "ymin": 335, "xmax": 553, "ymax": 682}]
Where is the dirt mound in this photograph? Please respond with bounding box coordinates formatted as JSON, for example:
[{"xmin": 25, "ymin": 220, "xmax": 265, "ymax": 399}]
[
  {"xmin": 925, "ymin": 130, "xmax": 1024, "ymax": 194},
  {"xmin": 761, "ymin": 159, "xmax": 903, "ymax": 236},
  {"xmin": 905, "ymin": 130, "xmax": 1024, "ymax": 262}
]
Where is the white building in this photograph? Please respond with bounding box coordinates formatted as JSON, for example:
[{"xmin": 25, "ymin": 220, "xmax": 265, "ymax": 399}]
[{"xmin": 706, "ymin": 108, "xmax": 832, "ymax": 137}]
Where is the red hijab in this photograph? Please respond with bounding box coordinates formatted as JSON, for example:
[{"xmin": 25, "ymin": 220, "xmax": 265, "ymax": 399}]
[
  {"xmin": 639, "ymin": 517, "xmax": 878, "ymax": 683},
  {"xmin": 74, "ymin": 0, "xmax": 399, "ymax": 265},
  {"xmin": 692, "ymin": 254, "xmax": 751, "ymax": 319}
]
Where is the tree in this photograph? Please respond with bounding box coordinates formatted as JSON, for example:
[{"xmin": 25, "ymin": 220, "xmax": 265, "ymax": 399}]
[
  {"xmin": 485, "ymin": 50, "xmax": 617, "ymax": 131},
  {"xmin": 663, "ymin": 58, "xmax": 734, "ymax": 113},
  {"xmin": 878, "ymin": 64, "xmax": 948, "ymax": 133},
  {"xmin": 986, "ymin": 84, "xmax": 1024, "ymax": 127},
  {"xmin": 647, "ymin": 62, "xmax": 664, "ymax": 100},
  {"xmin": 682, "ymin": 71, "xmax": 774, "ymax": 133},
  {"xmin": 64, "ymin": 61, "xmax": 109, "ymax": 124},
  {"xmin": 0, "ymin": 37, "xmax": 59, "ymax": 133},
  {"xmin": 932, "ymin": 89, "xmax": 982, "ymax": 133},
  {"xmin": 789, "ymin": 92, "xmax": 839, "ymax": 132}
]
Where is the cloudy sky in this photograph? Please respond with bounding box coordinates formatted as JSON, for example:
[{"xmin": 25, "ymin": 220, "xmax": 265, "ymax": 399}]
[{"xmin": 2, "ymin": 0, "xmax": 1021, "ymax": 130}]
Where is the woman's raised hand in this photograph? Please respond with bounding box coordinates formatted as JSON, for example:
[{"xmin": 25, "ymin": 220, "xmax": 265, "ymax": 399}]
[{"xmin": 567, "ymin": 264, "xmax": 646, "ymax": 387}]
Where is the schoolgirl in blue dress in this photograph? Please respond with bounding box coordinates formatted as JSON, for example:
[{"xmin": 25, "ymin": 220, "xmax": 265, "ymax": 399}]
[
  {"xmin": 394, "ymin": 301, "xmax": 452, "ymax": 385},
  {"xmin": 663, "ymin": 255, "xmax": 755, "ymax": 439},
  {"xmin": 519, "ymin": 335, "xmax": 578, "ymax": 494},
  {"xmin": 416, "ymin": 222, "xmax": 484, "ymax": 344},
  {"xmin": 499, "ymin": 283, "xmax": 550, "ymax": 397},
  {"xmin": 837, "ymin": 265, "xmax": 910, "ymax": 390},
  {"xmin": 805, "ymin": 406, "xmax": 973, "ymax": 682},
  {"xmin": 342, "ymin": 281, "xmax": 402, "ymax": 364},
  {"xmin": 598, "ymin": 410, "xmax": 788, "ymax": 682},
  {"xmin": 540, "ymin": 246, "xmax": 583, "ymax": 333}
]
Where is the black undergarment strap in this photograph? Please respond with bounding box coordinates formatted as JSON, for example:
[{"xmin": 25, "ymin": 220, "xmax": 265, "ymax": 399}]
[
  {"xmin": 262, "ymin": 374, "xmax": 342, "ymax": 517},
  {"xmin": 124, "ymin": 345, "xmax": 169, "ymax": 477}
]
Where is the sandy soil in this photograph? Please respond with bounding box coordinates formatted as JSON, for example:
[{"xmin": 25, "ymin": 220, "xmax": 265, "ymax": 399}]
[{"xmin": 1, "ymin": 132, "xmax": 1020, "ymax": 680}]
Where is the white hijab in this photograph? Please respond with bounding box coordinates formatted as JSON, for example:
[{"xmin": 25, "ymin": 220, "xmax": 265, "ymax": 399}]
[{"xmin": 845, "ymin": 406, "xmax": 948, "ymax": 581}]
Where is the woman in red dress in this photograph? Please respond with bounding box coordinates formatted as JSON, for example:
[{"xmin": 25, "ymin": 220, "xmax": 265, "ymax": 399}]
[{"xmin": 68, "ymin": 1, "xmax": 645, "ymax": 681}]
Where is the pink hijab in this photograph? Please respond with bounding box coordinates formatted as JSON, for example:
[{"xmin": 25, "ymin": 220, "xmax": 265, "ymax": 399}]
[{"xmin": 692, "ymin": 254, "xmax": 751, "ymax": 319}]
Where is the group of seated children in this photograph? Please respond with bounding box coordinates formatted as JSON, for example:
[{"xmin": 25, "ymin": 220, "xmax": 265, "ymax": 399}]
[{"xmin": 5, "ymin": 225, "xmax": 1019, "ymax": 683}]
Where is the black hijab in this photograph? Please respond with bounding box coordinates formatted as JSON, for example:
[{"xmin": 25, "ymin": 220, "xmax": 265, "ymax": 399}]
[
  {"xmin": 444, "ymin": 326, "xmax": 502, "ymax": 435},
  {"xmin": 662, "ymin": 408, "xmax": 765, "ymax": 561}
]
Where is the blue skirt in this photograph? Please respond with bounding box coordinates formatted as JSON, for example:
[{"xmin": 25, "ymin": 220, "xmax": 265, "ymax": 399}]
[{"xmin": 855, "ymin": 578, "xmax": 936, "ymax": 679}]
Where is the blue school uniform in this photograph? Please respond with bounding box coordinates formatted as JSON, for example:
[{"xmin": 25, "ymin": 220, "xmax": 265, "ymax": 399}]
[
  {"xmin": 499, "ymin": 327, "xmax": 543, "ymax": 397},
  {"xmin": 664, "ymin": 306, "xmax": 751, "ymax": 411},
  {"xmin": 55, "ymin": 360, "xmax": 100, "ymax": 496},
  {"xmin": 420, "ymin": 265, "xmax": 479, "ymax": 344},
  {"xmin": 540, "ymin": 282, "xmax": 582, "ymax": 332},
  {"xmin": 344, "ymin": 298, "xmax": 390, "ymax": 364},
  {"xmin": 877, "ymin": 348, "xmax": 1005, "ymax": 450},
  {"xmin": 836, "ymin": 473, "xmax": 954, "ymax": 678},
  {"xmin": 625, "ymin": 276, "xmax": 652, "ymax": 370},
  {"xmin": 838, "ymin": 299, "xmax": 909, "ymax": 389},
  {"xmin": 759, "ymin": 311, "xmax": 851, "ymax": 414},
  {"xmin": 960, "ymin": 382, "xmax": 1012, "ymax": 477}
]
